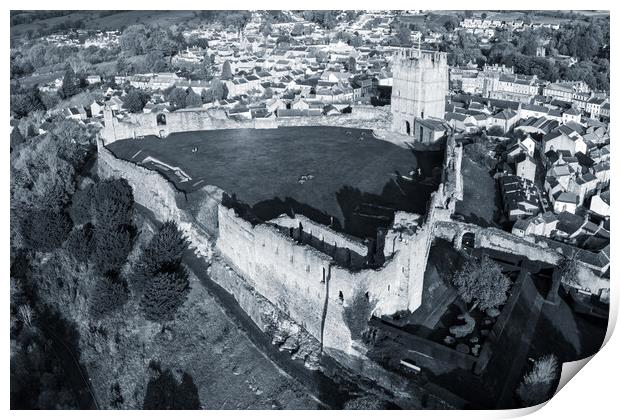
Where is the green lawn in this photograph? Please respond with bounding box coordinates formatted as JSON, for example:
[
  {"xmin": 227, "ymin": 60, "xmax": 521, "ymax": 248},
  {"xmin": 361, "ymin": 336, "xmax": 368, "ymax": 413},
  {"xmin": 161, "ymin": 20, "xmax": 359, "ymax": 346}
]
[
  {"xmin": 455, "ymin": 154, "xmax": 499, "ymax": 227},
  {"xmin": 107, "ymin": 126, "xmax": 444, "ymax": 238}
]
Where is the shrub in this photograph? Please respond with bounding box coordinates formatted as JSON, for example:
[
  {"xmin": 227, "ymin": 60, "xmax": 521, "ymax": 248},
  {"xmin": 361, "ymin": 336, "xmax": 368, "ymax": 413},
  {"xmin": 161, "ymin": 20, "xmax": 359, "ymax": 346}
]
[
  {"xmin": 344, "ymin": 395, "xmax": 391, "ymax": 410},
  {"xmin": 141, "ymin": 269, "xmax": 190, "ymax": 322},
  {"xmin": 89, "ymin": 275, "xmax": 129, "ymax": 319},
  {"xmin": 517, "ymin": 354, "xmax": 560, "ymax": 406}
]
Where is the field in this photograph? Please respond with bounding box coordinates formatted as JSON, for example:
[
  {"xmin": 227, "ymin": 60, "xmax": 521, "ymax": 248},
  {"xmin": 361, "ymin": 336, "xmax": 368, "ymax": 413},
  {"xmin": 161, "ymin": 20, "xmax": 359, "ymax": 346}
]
[
  {"xmin": 11, "ymin": 11, "xmax": 199, "ymax": 37},
  {"xmin": 107, "ymin": 126, "xmax": 444, "ymax": 238}
]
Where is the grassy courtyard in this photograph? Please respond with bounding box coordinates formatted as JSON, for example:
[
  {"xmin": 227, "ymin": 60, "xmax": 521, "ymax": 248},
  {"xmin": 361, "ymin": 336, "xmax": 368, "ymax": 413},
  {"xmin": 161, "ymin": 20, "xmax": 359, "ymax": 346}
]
[
  {"xmin": 454, "ymin": 153, "xmax": 500, "ymax": 228},
  {"xmin": 108, "ymin": 126, "xmax": 444, "ymax": 238}
]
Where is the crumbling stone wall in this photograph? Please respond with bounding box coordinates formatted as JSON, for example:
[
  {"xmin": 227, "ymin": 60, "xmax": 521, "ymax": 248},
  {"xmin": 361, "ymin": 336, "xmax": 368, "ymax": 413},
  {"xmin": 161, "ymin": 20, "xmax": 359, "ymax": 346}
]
[
  {"xmin": 101, "ymin": 108, "xmax": 277, "ymax": 144},
  {"xmin": 215, "ymin": 204, "xmax": 435, "ymax": 357},
  {"xmin": 98, "ymin": 130, "xmax": 464, "ymax": 359}
]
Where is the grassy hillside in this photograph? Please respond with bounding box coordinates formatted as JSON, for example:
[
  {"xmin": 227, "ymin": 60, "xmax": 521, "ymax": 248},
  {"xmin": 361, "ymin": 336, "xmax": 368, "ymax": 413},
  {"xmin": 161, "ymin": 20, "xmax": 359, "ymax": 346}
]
[{"xmin": 11, "ymin": 10, "xmax": 200, "ymax": 37}]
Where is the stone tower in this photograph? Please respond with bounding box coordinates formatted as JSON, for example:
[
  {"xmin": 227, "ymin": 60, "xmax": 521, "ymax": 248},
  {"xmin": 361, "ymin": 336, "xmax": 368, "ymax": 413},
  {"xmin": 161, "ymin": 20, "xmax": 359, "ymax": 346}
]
[{"xmin": 391, "ymin": 49, "xmax": 448, "ymax": 136}]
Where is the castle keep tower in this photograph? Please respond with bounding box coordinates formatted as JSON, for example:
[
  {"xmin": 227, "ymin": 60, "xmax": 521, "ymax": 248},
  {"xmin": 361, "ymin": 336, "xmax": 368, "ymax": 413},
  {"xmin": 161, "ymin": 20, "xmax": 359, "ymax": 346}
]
[{"xmin": 391, "ymin": 49, "xmax": 448, "ymax": 136}]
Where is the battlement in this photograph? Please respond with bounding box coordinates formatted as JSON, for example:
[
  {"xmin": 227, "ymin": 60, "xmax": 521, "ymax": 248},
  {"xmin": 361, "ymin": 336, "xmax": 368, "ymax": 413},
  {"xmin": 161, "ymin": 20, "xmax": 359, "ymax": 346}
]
[{"xmin": 393, "ymin": 49, "xmax": 448, "ymax": 68}]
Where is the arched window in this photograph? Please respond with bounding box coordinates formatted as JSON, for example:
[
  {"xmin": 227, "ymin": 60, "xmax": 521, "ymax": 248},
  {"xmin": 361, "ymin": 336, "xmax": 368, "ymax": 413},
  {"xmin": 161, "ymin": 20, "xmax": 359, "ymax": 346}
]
[{"xmin": 156, "ymin": 113, "xmax": 167, "ymax": 126}]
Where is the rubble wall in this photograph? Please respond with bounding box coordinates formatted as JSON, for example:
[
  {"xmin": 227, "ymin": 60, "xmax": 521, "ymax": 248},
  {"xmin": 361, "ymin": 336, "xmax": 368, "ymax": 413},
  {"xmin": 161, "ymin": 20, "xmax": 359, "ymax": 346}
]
[{"xmin": 101, "ymin": 108, "xmax": 277, "ymax": 143}]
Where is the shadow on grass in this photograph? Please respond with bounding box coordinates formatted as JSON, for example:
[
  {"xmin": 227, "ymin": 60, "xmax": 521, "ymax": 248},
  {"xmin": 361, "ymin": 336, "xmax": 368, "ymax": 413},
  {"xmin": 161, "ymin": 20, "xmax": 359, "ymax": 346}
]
[{"xmin": 143, "ymin": 362, "xmax": 201, "ymax": 410}]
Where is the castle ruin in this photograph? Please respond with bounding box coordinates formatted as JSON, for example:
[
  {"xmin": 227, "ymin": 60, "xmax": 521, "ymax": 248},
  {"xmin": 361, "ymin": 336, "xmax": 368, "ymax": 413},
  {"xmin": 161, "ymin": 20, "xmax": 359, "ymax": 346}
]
[{"xmin": 391, "ymin": 49, "xmax": 449, "ymax": 136}]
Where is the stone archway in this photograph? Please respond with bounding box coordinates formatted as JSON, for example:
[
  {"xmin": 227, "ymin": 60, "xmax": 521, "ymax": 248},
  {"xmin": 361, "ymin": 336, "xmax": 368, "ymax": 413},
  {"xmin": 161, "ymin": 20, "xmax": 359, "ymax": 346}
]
[
  {"xmin": 459, "ymin": 231, "xmax": 475, "ymax": 251},
  {"xmin": 156, "ymin": 113, "xmax": 167, "ymax": 126}
]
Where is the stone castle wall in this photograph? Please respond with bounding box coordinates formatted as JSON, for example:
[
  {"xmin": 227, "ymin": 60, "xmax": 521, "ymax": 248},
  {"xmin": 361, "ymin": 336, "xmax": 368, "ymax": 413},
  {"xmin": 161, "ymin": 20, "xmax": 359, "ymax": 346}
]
[
  {"xmin": 97, "ymin": 136, "xmax": 220, "ymax": 257},
  {"xmin": 101, "ymin": 108, "xmax": 278, "ymax": 143},
  {"xmin": 215, "ymin": 205, "xmax": 425, "ymax": 356},
  {"xmin": 101, "ymin": 106, "xmax": 390, "ymax": 144},
  {"xmin": 96, "ymin": 126, "xmax": 508, "ymax": 407}
]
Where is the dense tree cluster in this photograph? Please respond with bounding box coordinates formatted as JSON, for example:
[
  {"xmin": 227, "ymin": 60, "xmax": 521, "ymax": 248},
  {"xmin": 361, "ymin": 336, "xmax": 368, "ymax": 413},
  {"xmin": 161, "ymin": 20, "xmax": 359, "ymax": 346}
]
[
  {"xmin": 197, "ymin": 10, "xmax": 252, "ymax": 30},
  {"xmin": 441, "ymin": 16, "xmax": 610, "ymax": 90},
  {"xmin": 67, "ymin": 178, "xmax": 135, "ymax": 275},
  {"xmin": 119, "ymin": 24, "xmax": 184, "ymax": 57},
  {"xmin": 122, "ymin": 88, "xmax": 151, "ymax": 113},
  {"xmin": 10, "ymin": 83, "xmax": 45, "ymax": 118},
  {"xmin": 302, "ymin": 11, "xmax": 340, "ymax": 29},
  {"xmin": 11, "ymin": 119, "xmax": 95, "ymax": 253}
]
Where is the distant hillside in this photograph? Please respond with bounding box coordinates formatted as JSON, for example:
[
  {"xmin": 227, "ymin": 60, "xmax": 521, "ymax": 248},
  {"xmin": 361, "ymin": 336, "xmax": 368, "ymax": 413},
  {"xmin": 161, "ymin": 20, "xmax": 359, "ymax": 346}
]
[{"xmin": 10, "ymin": 10, "xmax": 200, "ymax": 38}]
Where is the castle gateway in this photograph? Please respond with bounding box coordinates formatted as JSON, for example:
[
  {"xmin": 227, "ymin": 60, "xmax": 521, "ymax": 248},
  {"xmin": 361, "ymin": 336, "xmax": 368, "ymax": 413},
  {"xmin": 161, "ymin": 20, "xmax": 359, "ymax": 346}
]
[{"xmin": 391, "ymin": 49, "xmax": 449, "ymax": 137}]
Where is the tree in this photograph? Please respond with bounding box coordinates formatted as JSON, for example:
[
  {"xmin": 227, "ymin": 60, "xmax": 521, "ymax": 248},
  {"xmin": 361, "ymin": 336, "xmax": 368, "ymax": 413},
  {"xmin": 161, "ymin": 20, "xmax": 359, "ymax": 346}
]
[
  {"xmin": 347, "ymin": 56, "xmax": 357, "ymax": 73},
  {"xmin": 133, "ymin": 221, "xmax": 188, "ymax": 293},
  {"xmin": 87, "ymin": 178, "xmax": 135, "ymax": 274},
  {"xmin": 221, "ymin": 60, "xmax": 233, "ymax": 80},
  {"xmin": 123, "ymin": 89, "xmax": 150, "ymax": 113},
  {"xmin": 192, "ymin": 54, "xmax": 213, "ymax": 81},
  {"xmin": 65, "ymin": 223, "xmax": 95, "ymax": 263},
  {"xmin": 291, "ymin": 23, "xmax": 305, "ymax": 36},
  {"xmin": 10, "ymin": 127, "xmax": 25, "ymax": 151},
  {"xmin": 90, "ymin": 178, "xmax": 134, "ymax": 229},
  {"xmin": 27, "ymin": 44, "xmax": 47, "ymax": 69},
  {"xmin": 120, "ymin": 24, "xmax": 148, "ymax": 55},
  {"xmin": 89, "ymin": 274, "xmax": 129, "ymax": 319},
  {"xmin": 185, "ymin": 89, "xmax": 202, "ymax": 108},
  {"xmin": 26, "ymin": 124, "xmax": 38, "ymax": 138},
  {"xmin": 396, "ymin": 24, "xmax": 412, "ymax": 46},
  {"xmin": 92, "ymin": 226, "xmax": 133, "ymax": 275},
  {"xmin": 260, "ymin": 22, "xmax": 273, "ymax": 38},
  {"xmin": 60, "ymin": 65, "xmax": 81, "ymax": 98},
  {"xmin": 20, "ymin": 207, "xmax": 72, "ymax": 253},
  {"xmin": 516, "ymin": 354, "xmax": 559, "ymax": 406},
  {"xmin": 10, "ymin": 86, "xmax": 44, "ymax": 118},
  {"xmin": 452, "ymin": 255, "xmax": 511, "ymax": 311},
  {"xmin": 487, "ymin": 125, "xmax": 505, "ymax": 136},
  {"xmin": 166, "ymin": 87, "xmax": 188, "ymax": 110},
  {"xmin": 141, "ymin": 270, "xmax": 190, "ymax": 322},
  {"xmin": 143, "ymin": 50, "xmax": 167, "ymax": 73},
  {"xmin": 443, "ymin": 16, "xmax": 460, "ymax": 32}
]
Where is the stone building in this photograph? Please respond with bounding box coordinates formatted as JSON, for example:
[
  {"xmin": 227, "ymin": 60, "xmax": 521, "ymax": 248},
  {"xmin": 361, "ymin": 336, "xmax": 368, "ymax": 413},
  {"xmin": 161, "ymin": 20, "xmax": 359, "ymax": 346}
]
[{"xmin": 391, "ymin": 49, "xmax": 448, "ymax": 136}]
